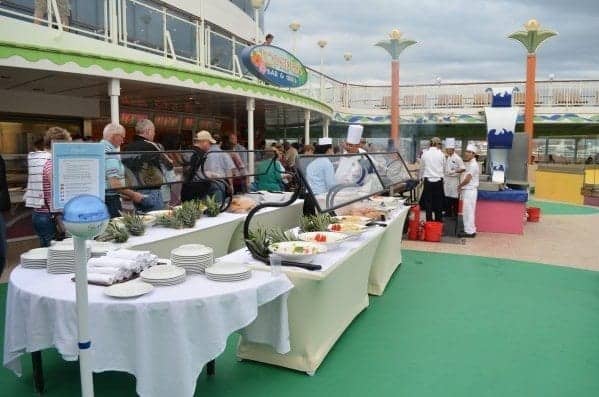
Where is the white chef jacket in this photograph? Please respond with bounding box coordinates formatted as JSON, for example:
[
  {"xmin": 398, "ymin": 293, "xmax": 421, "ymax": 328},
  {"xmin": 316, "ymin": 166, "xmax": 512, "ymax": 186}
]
[
  {"xmin": 419, "ymin": 147, "xmax": 445, "ymax": 182},
  {"xmin": 462, "ymin": 158, "xmax": 480, "ymax": 190},
  {"xmin": 443, "ymin": 153, "xmax": 465, "ymax": 198}
]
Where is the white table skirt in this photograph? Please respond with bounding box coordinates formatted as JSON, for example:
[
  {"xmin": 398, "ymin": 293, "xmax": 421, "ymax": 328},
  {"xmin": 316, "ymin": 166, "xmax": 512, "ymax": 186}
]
[
  {"xmin": 223, "ymin": 205, "xmax": 409, "ymax": 374},
  {"xmin": 368, "ymin": 206, "xmax": 410, "ymax": 295},
  {"xmin": 3, "ymin": 267, "xmax": 293, "ymax": 397}
]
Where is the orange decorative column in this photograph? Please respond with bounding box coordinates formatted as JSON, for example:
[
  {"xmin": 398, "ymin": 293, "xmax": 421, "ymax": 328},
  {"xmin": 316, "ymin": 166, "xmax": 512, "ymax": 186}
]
[
  {"xmin": 509, "ymin": 19, "xmax": 557, "ymax": 164},
  {"xmin": 375, "ymin": 29, "xmax": 416, "ymax": 150},
  {"xmin": 525, "ymin": 54, "xmax": 537, "ymax": 162},
  {"xmin": 390, "ymin": 59, "xmax": 400, "ymax": 144}
]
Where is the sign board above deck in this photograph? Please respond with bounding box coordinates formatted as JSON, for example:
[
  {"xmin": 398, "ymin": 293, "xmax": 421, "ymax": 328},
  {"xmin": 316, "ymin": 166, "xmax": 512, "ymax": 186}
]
[{"xmin": 241, "ymin": 45, "xmax": 308, "ymax": 88}]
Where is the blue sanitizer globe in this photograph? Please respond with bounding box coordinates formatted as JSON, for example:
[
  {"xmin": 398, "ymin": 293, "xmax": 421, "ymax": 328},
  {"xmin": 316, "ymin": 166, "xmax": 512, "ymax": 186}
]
[{"xmin": 63, "ymin": 194, "xmax": 110, "ymax": 239}]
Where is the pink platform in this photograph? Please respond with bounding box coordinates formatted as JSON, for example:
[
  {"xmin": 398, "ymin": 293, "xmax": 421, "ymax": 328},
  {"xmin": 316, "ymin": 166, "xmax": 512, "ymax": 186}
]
[{"xmin": 475, "ymin": 200, "xmax": 526, "ymax": 234}]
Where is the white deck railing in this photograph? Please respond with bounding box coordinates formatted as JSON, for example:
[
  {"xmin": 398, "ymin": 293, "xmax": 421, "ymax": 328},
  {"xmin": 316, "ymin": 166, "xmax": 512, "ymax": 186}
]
[{"xmin": 1, "ymin": 0, "xmax": 598, "ymax": 113}]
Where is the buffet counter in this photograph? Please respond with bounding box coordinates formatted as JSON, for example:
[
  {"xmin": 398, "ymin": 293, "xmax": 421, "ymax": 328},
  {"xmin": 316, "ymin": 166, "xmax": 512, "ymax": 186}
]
[{"xmin": 222, "ymin": 206, "xmax": 409, "ymax": 374}]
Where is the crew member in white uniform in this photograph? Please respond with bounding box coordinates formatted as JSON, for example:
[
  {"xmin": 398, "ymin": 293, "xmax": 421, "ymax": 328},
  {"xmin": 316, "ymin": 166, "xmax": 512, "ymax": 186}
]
[
  {"xmin": 443, "ymin": 138, "xmax": 465, "ymax": 218},
  {"xmin": 335, "ymin": 124, "xmax": 367, "ymax": 184},
  {"xmin": 458, "ymin": 144, "xmax": 480, "ymax": 238},
  {"xmin": 419, "ymin": 137, "xmax": 445, "ymax": 222}
]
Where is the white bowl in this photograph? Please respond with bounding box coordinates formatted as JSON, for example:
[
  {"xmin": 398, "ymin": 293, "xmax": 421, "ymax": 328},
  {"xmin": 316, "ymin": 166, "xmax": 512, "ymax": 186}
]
[
  {"xmin": 297, "ymin": 232, "xmax": 349, "ymax": 250},
  {"xmin": 268, "ymin": 241, "xmax": 327, "ymax": 263}
]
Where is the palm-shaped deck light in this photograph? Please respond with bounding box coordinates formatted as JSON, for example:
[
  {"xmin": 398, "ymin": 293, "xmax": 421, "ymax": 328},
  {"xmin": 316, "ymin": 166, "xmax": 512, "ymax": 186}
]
[
  {"xmin": 508, "ymin": 19, "xmax": 557, "ymax": 163},
  {"xmin": 375, "ymin": 29, "xmax": 417, "ymax": 149}
]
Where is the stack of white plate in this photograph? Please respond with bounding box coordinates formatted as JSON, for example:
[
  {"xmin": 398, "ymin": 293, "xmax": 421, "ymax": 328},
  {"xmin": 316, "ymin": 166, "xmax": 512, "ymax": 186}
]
[
  {"xmin": 21, "ymin": 248, "xmax": 48, "ymax": 269},
  {"xmin": 205, "ymin": 262, "xmax": 251, "ymax": 282},
  {"xmin": 47, "ymin": 243, "xmax": 91, "ymax": 274},
  {"xmin": 140, "ymin": 264, "xmax": 186, "ymax": 286},
  {"xmin": 170, "ymin": 244, "xmax": 214, "ymax": 274}
]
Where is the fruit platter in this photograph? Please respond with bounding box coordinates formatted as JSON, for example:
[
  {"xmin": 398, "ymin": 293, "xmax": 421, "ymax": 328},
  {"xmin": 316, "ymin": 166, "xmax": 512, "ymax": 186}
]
[
  {"xmin": 297, "ymin": 231, "xmax": 349, "ymax": 250},
  {"xmin": 268, "ymin": 241, "xmax": 327, "ymax": 262}
]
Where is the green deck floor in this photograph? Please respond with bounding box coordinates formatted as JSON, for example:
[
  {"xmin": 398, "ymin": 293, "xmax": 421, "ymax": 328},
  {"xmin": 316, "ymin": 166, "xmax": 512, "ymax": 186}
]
[
  {"xmin": 2, "ymin": 250, "xmax": 599, "ymax": 396},
  {"xmin": 527, "ymin": 199, "xmax": 599, "ymax": 215}
]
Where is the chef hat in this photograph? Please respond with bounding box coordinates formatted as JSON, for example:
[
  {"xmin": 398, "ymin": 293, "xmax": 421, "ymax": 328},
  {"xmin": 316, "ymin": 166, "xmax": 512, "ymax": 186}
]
[
  {"xmin": 466, "ymin": 144, "xmax": 478, "ymax": 153},
  {"xmin": 346, "ymin": 124, "xmax": 364, "ymax": 144},
  {"xmin": 318, "ymin": 137, "xmax": 333, "ymax": 145},
  {"xmin": 445, "ymin": 137, "xmax": 456, "ymax": 149}
]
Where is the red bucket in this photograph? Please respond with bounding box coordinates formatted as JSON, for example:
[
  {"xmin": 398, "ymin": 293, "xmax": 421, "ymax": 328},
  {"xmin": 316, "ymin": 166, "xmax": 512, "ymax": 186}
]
[
  {"xmin": 527, "ymin": 207, "xmax": 541, "ymax": 222},
  {"xmin": 424, "ymin": 221, "xmax": 444, "ymax": 242}
]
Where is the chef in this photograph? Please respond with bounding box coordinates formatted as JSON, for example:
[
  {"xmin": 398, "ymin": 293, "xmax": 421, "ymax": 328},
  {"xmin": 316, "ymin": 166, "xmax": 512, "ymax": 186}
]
[
  {"xmin": 458, "ymin": 144, "xmax": 480, "ymax": 238},
  {"xmin": 335, "ymin": 124, "xmax": 367, "ymax": 185},
  {"xmin": 419, "ymin": 137, "xmax": 445, "ymax": 222},
  {"xmin": 443, "ymin": 138, "xmax": 465, "ymax": 218}
]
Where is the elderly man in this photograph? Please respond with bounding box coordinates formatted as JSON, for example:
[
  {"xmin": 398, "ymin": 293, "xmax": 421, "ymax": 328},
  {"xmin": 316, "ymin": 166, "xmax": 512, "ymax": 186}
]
[
  {"xmin": 419, "ymin": 137, "xmax": 445, "ymax": 222},
  {"xmin": 443, "ymin": 138, "xmax": 465, "ymax": 218},
  {"xmin": 181, "ymin": 130, "xmax": 213, "ymax": 202},
  {"xmin": 458, "ymin": 144, "xmax": 480, "ymax": 238},
  {"xmin": 101, "ymin": 123, "xmax": 144, "ymax": 218},
  {"xmin": 228, "ymin": 132, "xmax": 248, "ymax": 166},
  {"xmin": 197, "ymin": 131, "xmax": 235, "ymax": 202},
  {"xmin": 123, "ymin": 119, "xmax": 172, "ymax": 212}
]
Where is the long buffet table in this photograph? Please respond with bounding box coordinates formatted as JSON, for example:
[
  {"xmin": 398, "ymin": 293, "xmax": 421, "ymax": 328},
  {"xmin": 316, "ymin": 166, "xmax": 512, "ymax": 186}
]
[
  {"xmin": 3, "ymin": 199, "xmax": 410, "ymax": 393},
  {"xmin": 223, "ymin": 205, "xmax": 410, "ymax": 374}
]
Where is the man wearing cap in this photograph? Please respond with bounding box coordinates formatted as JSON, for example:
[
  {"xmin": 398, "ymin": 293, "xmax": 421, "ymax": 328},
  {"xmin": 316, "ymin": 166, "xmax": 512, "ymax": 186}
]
[
  {"xmin": 181, "ymin": 131, "xmax": 212, "ymax": 202},
  {"xmin": 443, "ymin": 138, "xmax": 465, "ymax": 218},
  {"xmin": 419, "ymin": 137, "xmax": 445, "ymax": 222},
  {"xmin": 203, "ymin": 132, "xmax": 236, "ymax": 200},
  {"xmin": 457, "ymin": 144, "xmax": 480, "ymax": 238}
]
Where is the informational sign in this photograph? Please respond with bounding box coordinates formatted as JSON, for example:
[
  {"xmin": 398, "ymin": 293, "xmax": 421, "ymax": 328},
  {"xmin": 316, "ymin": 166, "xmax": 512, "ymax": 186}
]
[
  {"xmin": 52, "ymin": 143, "xmax": 105, "ymax": 210},
  {"xmin": 485, "ymin": 107, "xmax": 519, "ymax": 149},
  {"xmin": 241, "ymin": 45, "xmax": 308, "ymax": 88}
]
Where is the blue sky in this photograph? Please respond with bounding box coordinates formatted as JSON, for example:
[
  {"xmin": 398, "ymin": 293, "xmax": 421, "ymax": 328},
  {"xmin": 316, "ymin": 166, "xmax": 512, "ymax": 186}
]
[{"xmin": 264, "ymin": 0, "xmax": 599, "ymax": 84}]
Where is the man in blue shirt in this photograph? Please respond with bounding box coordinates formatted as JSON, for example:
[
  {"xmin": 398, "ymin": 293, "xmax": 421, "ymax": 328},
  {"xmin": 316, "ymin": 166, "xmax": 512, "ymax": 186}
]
[{"xmin": 101, "ymin": 123, "xmax": 144, "ymax": 218}]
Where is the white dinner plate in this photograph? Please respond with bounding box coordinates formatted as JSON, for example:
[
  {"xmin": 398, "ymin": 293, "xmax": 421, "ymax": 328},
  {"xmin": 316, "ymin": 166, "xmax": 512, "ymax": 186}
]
[
  {"xmin": 140, "ymin": 265, "xmax": 185, "ymax": 281},
  {"xmin": 104, "ymin": 280, "xmax": 154, "ymax": 299},
  {"xmin": 205, "ymin": 262, "xmax": 249, "ymax": 276}
]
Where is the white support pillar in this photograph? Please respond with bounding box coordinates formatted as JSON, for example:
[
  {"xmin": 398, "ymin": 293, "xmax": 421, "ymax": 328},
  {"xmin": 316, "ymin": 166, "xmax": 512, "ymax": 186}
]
[
  {"xmin": 323, "ymin": 117, "xmax": 330, "ymax": 138},
  {"xmin": 246, "ymin": 97, "xmax": 256, "ymax": 178},
  {"xmin": 108, "ymin": 0, "xmax": 118, "ymax": 44},
  {"xmin": 108, "ymin": 79, "xmax": 120, "ymax": 124},
  {"xmin": 304, "ymin": 110, "xmax": 311, "ymax": 145}
]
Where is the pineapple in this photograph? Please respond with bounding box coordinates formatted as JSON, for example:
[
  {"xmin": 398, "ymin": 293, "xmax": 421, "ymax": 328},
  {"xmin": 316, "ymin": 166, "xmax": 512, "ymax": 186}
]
[
  {"xmin": 157, "ymin": 214, "xmax": 184, "ymax": 229},
  {"xmin": 175, "ymin": 206, "xmax": 196, "ymax": 228},
  {"xmin": 203, "ymin": 195, "xmax": 220, "ymax": 217},
  {"xmin": 121, "ymin": 211, "xmax": 146, "ymax": 236},
  {"xmin": 299, "ymin": 213, "xmax": 333, "ymax": 232},
  {"xmin": 181, "ymin": 200, "xmax": 203, "ymax": 220},
  {"xmin": 99, "ymin": 221, "xmax": 130, "ymax": 243}
]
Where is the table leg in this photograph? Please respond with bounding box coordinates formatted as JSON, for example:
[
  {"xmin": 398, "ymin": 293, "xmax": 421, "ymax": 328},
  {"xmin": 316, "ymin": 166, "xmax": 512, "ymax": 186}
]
[
  {"xmin": 207, "ymin": 359, "xmax": 215, "ymax": 376},
  {"xmin": 31, "ymin": 351, "xmax": 45, "ymax": 394}
]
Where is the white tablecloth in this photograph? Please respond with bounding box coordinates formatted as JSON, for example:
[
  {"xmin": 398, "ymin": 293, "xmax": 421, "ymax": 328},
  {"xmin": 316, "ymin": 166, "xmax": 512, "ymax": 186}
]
[{"xmin": 3, "ymin": 267, "xmax": 293, "ymax": 397}]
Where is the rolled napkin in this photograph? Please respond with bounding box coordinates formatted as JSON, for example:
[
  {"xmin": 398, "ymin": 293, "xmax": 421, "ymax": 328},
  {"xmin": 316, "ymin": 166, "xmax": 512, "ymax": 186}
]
[
  {"xmin": 106, "ymin": 249, "xmax": 157, "ymax": 270},
  {"xmin": 87, "ymin": 266, "xmax": 131, "ymax": 280},
  {"xmin": 88, "ymin": 257, "xmax": 140, "ymax": 272},
  {"xmin": 87, "ymin": 272, "xmax": 117, "ymax": 285}
]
